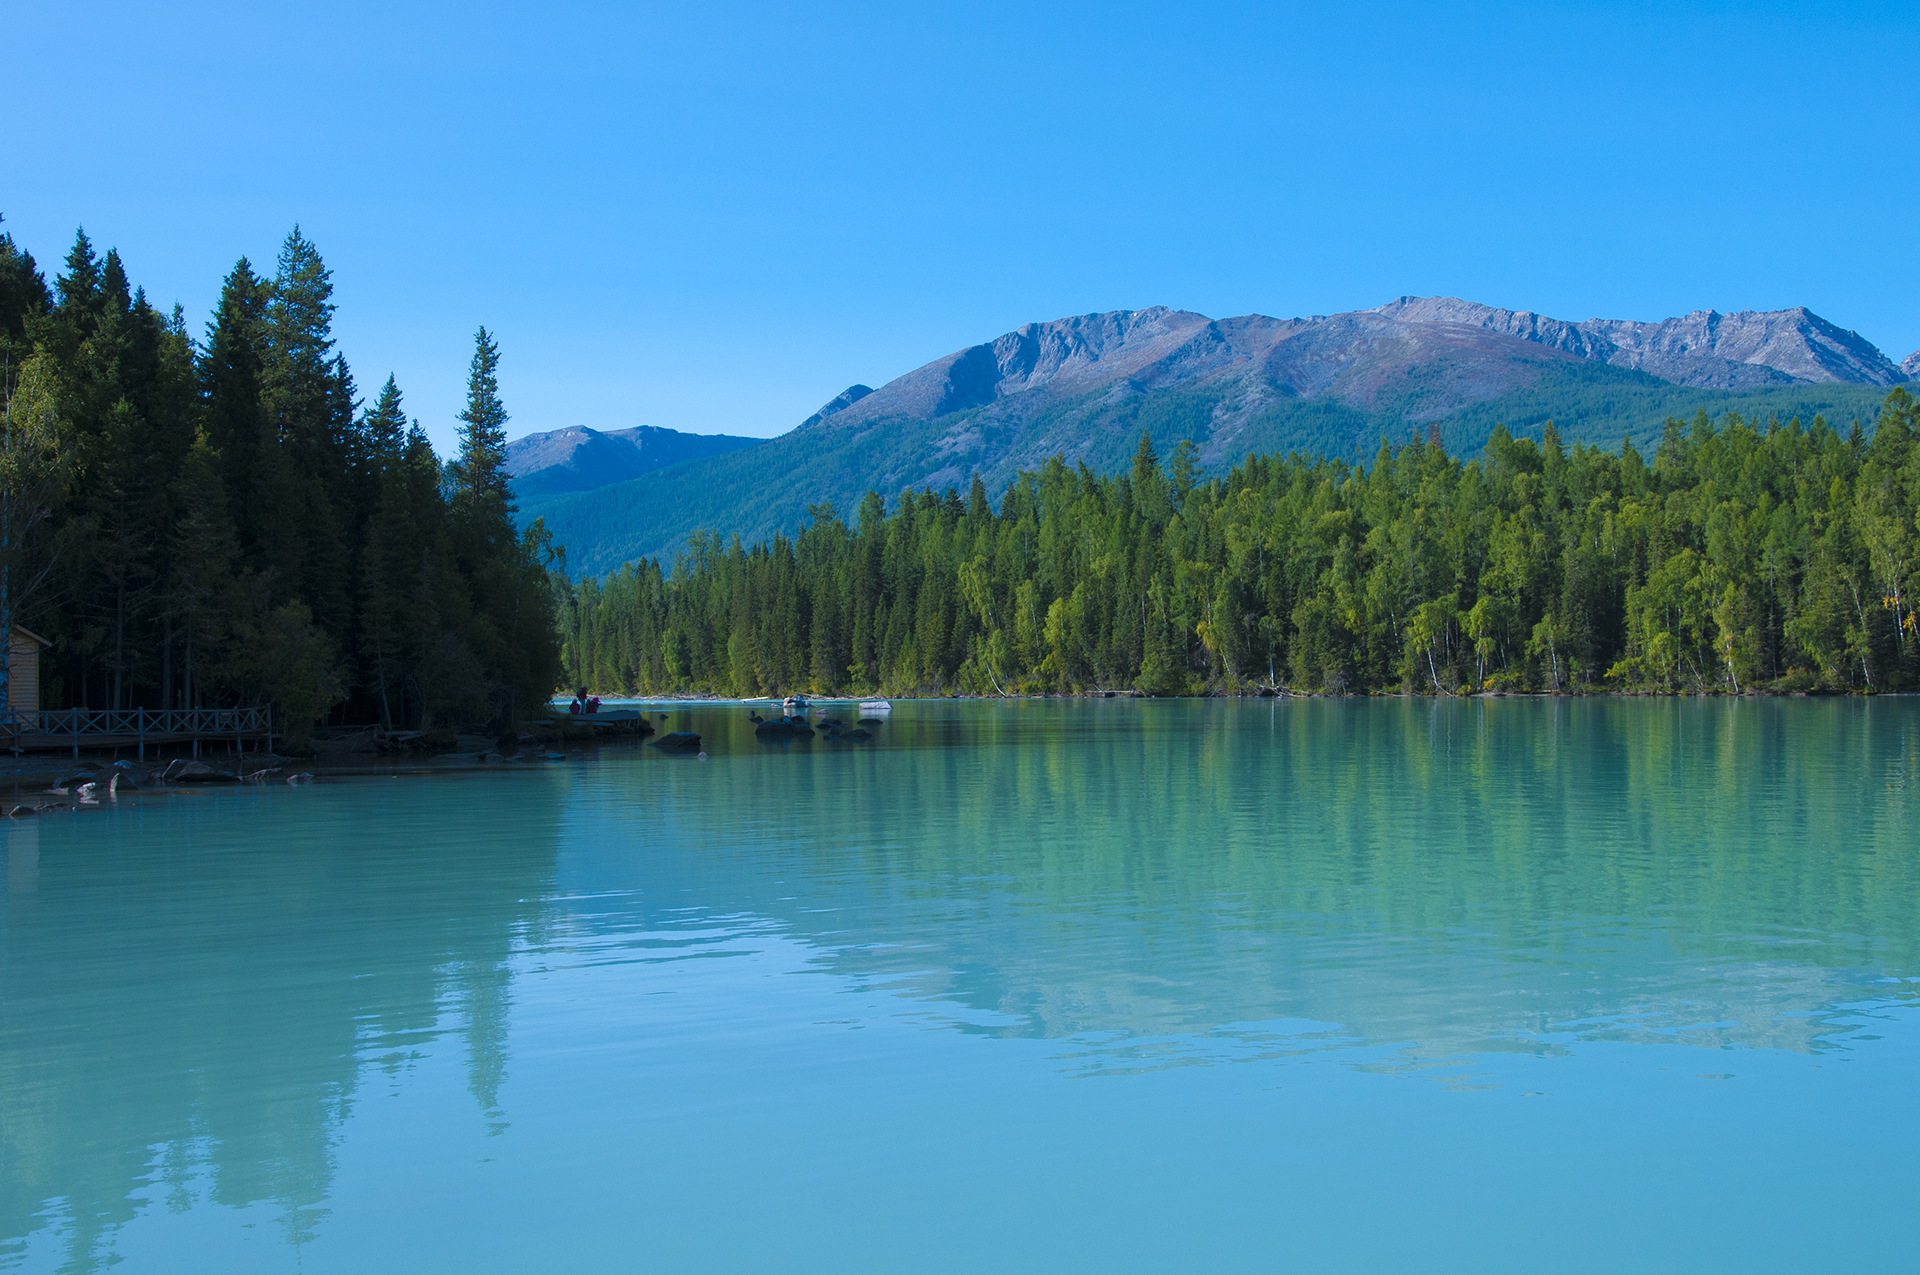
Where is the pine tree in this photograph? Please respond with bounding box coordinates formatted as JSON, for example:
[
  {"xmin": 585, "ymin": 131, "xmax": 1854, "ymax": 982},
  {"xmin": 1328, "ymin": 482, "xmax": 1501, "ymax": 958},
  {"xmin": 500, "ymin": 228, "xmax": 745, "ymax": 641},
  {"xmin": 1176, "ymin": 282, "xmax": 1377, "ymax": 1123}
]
[
  {"xmin": 201, "ymin": 258, "xmax": 273, "ymax": 556},
  {"xmin": 0, "ymin": 351, "xmax": 73, "ymax": 718},
  {"xmin": 451, "ymin": 325, "xmax": 513, "ymax": 546},
  {"xmin": 166, "ymin": 435, "xmax": 241, "ymax": 709},
  {"xmin": 0, "ymin": 220, "xmax": 52, "ymax": 369}
]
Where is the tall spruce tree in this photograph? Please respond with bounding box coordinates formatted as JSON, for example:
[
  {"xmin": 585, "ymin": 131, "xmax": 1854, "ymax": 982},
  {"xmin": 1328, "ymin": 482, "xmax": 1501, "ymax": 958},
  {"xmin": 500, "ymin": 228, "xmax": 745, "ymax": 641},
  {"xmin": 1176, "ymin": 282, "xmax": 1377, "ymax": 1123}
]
[
  {"xmin": 450, "ymin": 326, "xmax": 512, "ymax": 546},
  {"xmin": 201, "ymin": 258, "xmax": 273, "ymax": 558},
  {"xmin": 447, "ymin": 326, "xmax": 560, "ymax": 725}
]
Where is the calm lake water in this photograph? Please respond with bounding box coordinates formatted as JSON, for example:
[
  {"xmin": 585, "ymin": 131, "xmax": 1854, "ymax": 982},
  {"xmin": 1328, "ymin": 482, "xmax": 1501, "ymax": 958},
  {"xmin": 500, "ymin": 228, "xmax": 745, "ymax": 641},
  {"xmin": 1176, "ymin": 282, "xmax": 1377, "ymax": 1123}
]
[{"xmin": 2, "ymin": 698, "xmax": 1916, "ymax": 1272}]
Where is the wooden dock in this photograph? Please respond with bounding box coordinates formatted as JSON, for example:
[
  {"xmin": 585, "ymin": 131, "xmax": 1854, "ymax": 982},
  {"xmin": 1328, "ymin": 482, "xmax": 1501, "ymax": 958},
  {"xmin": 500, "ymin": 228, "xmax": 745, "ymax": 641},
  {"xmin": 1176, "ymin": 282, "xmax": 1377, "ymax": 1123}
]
[{"xmin": 2, "ymin": 706, "xmax": 273, "ymax": 757}]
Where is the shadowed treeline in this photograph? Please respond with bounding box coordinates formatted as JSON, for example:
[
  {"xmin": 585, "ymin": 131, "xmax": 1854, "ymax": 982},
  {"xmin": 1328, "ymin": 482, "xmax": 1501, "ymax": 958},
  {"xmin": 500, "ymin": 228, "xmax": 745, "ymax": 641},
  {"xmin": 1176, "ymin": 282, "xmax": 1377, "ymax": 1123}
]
[{"xmin": 0, "ymin": 228, "xmax": 560, "ymax": 745}]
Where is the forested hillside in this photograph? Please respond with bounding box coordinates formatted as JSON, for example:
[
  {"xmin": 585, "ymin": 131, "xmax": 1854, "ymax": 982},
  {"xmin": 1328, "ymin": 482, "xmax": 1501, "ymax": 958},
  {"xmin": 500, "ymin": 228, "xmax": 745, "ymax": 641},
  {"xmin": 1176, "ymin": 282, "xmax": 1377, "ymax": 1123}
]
[
  {"xmin": 0, "ymin": 224, "xmax": 560, "ymax": 744},
  {"xmin": 557, "ymin": 394, "xmax": 1920, "ymax": 697},
  {"xmin": 528, "ymin": 365, "xmax": 1892, "ymax": 578},
  {"xmin": 523, "ymin": 301, "xmax": 1898, "ymax": 579}
]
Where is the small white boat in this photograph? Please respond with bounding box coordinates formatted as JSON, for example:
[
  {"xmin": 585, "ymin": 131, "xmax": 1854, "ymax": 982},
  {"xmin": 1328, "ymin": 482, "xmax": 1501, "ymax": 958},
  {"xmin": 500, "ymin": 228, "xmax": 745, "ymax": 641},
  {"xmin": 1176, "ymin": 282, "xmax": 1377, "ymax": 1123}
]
[
  {"xmin": 782, "ymin": 695, "xmax": 809, "ymax": 712},
  {"xmin": 858, "ymin": 699, "xmax": 892, "ymax": 713}
]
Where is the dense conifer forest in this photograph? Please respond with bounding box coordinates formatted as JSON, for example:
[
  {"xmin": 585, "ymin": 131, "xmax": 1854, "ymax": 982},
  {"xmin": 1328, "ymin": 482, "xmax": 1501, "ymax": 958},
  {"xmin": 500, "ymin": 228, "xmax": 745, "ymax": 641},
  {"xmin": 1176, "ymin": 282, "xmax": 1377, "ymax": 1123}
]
[
  {"xmin": 0, "ymin": 223, "xmax": 560, "ymax": 745},
  {"xmin": 9, "ymin": 218, "xmax": 1916, "ymax": 724},
  {"xmin": 558, "ymin": 396, "xmax": 1920, "ymax": 698}
]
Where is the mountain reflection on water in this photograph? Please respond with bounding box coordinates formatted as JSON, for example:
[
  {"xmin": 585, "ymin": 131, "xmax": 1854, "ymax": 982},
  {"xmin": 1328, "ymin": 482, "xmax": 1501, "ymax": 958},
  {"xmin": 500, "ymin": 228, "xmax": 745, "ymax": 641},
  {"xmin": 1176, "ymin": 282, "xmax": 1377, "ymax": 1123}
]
[{"xmin": 2, "ymin": 698, "xmax": 1916, "ymax": 1271}]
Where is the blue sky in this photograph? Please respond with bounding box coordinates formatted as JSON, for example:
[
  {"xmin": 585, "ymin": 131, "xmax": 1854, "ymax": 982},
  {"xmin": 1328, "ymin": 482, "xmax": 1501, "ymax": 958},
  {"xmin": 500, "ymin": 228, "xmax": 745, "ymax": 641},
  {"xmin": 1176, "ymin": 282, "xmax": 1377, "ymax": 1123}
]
[{"xmin": 9, "ymin": 1, "xmax": 1917, "ymax": 454}]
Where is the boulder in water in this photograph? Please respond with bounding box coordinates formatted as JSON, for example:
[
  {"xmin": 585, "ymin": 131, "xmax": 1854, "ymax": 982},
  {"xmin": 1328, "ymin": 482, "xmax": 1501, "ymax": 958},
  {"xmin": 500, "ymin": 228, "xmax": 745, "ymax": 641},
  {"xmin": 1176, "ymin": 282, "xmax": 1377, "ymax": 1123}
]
[
  {"xmin": 651, "ymin": 732, "xmax": 702, "ymax": 752},
  {"xmin": 111, "ymin": 761, "xmax": 156, "ymax": 787},
  {"xmin": 162, "ymin": 759, "xmax": 237, "ymax": 783}
]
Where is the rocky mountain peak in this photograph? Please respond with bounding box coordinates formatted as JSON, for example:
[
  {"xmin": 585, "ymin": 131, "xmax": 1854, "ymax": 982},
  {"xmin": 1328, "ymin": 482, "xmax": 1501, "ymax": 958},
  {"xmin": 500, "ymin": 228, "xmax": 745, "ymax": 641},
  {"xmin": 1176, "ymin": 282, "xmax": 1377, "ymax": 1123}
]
[{"xmin": 800, "ymin": 384, "xmax": 874, "ymax": 430}]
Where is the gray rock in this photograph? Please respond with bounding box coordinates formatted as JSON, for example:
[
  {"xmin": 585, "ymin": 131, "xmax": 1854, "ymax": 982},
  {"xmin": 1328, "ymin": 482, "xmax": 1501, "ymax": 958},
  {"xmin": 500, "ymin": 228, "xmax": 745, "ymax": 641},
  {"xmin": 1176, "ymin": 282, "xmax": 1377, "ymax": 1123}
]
[{"xmin": 162, "ymin": 759, "xmax": 236, "ymax": 783}]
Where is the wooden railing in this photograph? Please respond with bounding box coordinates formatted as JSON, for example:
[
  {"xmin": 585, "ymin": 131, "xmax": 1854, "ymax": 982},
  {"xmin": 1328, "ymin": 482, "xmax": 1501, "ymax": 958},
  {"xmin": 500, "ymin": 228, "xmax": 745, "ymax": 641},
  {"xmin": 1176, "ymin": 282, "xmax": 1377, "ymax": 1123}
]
[{"xmin": 1, "ymin": 705, "xmax": 270, "ymax": 741}]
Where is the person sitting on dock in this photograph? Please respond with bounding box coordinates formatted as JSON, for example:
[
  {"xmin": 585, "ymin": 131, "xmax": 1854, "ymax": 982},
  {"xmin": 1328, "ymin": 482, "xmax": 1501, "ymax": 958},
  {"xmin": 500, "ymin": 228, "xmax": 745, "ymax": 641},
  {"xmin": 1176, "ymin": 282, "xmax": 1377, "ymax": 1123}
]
[{"xmin": 569, "ymin": 686, "xmax": 590, "ymax": 716}]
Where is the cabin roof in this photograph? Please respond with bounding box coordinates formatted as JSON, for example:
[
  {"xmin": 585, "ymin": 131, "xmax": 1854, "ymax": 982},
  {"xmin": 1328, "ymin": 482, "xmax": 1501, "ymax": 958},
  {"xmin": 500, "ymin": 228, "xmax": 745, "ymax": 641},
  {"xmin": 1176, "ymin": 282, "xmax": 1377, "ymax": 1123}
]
[{"xmin": 10, "ymin": 626, "xmax": 50, "ymax": 648}]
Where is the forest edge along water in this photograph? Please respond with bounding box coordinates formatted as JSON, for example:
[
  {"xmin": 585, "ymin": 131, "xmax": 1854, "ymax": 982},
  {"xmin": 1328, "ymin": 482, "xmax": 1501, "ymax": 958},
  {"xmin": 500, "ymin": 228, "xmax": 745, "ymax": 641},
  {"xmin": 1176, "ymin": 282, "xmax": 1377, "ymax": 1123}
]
[{"xmin": 6, "ymin": 227, "xmax": 1920, "ymax": 758}]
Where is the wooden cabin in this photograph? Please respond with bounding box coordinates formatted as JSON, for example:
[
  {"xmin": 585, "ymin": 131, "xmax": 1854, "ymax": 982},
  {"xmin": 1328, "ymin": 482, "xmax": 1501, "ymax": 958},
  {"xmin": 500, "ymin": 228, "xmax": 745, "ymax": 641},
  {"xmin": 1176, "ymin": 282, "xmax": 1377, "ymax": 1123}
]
[{"xmin": 7, "ymin": 626, "xmax": 49, "ymax": 715}]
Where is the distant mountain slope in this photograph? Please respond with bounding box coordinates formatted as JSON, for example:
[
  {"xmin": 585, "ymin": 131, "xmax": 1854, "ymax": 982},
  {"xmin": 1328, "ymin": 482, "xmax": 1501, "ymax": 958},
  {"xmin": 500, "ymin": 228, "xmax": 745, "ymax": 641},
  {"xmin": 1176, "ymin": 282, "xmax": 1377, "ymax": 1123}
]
[
  {"xmin": 522, "ymin": 297, "xmax": 1907, "ymax": 577},
  {"xmin": 506, "ymin": 424, "xmax": 760, "ymax": 499},
  {"xmin": 1904, "ymin": 349, "xmax": 1920, "ymax": 380}
]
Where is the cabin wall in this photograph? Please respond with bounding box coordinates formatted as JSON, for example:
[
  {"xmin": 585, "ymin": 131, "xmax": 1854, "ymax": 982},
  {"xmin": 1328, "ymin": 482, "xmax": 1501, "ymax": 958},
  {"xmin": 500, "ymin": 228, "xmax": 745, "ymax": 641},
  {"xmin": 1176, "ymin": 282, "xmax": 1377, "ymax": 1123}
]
[{"xmin": 8, "ymin": 635, "xmax": 40, "ymax": 713}]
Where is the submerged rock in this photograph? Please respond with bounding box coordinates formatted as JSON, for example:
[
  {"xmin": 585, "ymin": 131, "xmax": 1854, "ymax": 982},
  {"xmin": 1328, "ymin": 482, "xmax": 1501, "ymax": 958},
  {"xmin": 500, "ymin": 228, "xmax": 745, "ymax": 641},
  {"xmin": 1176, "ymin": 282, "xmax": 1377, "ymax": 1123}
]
[{"xmin": 651, "ymin": 732, "xmax": 702, "ymax": 752}]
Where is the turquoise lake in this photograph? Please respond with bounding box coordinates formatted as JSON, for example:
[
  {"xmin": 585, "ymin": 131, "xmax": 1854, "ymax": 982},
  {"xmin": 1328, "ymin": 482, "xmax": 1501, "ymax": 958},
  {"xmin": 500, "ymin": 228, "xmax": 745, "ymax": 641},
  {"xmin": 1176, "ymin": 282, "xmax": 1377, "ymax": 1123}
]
[{"xmin": 2, "ymin": 698, "xmax": 1917, "ymax": 1272}]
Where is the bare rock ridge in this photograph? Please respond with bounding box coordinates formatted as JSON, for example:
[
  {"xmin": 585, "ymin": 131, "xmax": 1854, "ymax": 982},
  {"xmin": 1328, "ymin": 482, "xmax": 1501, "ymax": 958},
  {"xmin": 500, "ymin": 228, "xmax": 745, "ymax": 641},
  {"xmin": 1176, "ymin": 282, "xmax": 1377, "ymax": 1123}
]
[
  {"xmin": 1371, "ymin": 297, "xmax": 1906, "ymax": 389},
  {"xmin": 1905, "ymin": 350, "xmax": 1920, "ymax": 380},
  {"xmin": 505, "ymin": 424, "xmax": 760, "ymax": 499},
  {"xmin": 807, "ymin": 297, "xmax": 1908, "ymax": 440}
]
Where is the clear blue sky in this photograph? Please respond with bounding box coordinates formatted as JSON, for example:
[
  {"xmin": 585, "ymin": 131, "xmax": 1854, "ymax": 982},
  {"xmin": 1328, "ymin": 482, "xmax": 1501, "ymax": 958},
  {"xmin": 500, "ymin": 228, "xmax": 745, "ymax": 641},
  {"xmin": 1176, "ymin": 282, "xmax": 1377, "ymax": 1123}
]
[{"xmin": 10, "ymin": 1, "xmax": 1917, "ymax": 455}]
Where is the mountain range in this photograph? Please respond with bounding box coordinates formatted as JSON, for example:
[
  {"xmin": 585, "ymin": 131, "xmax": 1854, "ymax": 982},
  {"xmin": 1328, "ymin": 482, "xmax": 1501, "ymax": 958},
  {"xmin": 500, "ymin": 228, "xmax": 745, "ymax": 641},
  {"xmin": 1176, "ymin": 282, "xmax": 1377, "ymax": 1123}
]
[
  {"xmin": 514, "ymin": 297, "xmax": 1917, "ymax": 578},
  {"xmin": 505, "ymin": 424, "xmax": 759, "ymax": 499}
]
